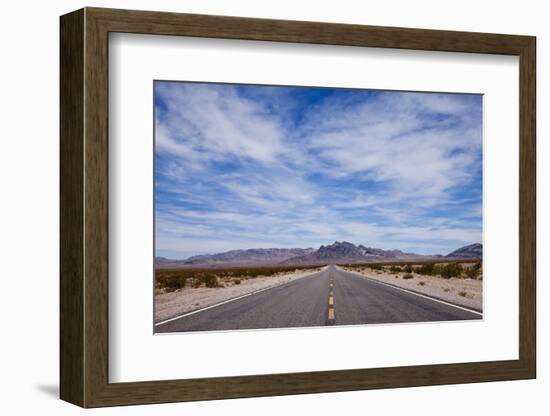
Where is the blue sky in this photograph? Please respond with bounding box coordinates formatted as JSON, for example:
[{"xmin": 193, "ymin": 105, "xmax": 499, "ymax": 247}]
[{"xmin": 154, "ymin": 81, "xmax": 482, "ymax": 259}]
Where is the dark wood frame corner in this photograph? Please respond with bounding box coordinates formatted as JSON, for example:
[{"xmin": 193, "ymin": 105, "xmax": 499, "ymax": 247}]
[{"xmin": 60, "ymin": 7, "xmax": 536, "ymax": 408}]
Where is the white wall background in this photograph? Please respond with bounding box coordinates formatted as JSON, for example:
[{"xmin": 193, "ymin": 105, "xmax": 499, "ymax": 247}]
[{"xmin": 0, "ymin": 0, "xmax": 545, "ymax": 414}]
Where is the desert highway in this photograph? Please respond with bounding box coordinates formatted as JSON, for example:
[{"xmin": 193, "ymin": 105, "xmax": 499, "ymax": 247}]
[{"xmin": 155, "ymin": 265, "xmax": 481, "ymax": 333}]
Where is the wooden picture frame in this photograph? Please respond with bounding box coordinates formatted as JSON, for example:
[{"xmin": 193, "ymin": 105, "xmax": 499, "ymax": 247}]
[{"xmin": 60, "ymin": 7, "xmax": 536, "ymax": 408}]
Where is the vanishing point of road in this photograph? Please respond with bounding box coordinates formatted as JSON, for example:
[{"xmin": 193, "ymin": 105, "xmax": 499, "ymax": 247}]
[{"xmin": 155, "ymin": 265, "xmax": 482, "ymax": 333}]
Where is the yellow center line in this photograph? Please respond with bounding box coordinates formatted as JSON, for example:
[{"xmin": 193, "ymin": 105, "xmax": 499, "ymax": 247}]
[{"xmin": 328, "ymin": 277, "xmax": 335, "ymax": 322}]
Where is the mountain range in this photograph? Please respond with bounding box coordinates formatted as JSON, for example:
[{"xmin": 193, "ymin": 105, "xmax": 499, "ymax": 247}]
[
  {"xmin": 155, "ymin": 242, "xmax": 482, "ymax": 268},
  {"xmin": 180, "ymin": 247, "xmax": 315, "ymax": 266}
]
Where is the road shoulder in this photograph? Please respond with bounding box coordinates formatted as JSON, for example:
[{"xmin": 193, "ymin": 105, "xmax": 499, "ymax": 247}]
[
  {"xmin": 337, "ymin": 266, "xmax": 482, "ymax": 313},
  {"xmin": 155, "ymin": 267, "xmax": 324, "ymax": 323}
]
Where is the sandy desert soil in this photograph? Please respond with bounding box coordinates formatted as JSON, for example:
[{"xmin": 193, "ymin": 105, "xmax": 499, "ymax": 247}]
[
  {"xmin": 340, "ymin": 266, "xmax": 482, "ymax": 311},
  {"xmin": 155, "ymin": 267, "xmax": 323, "ymax": 323}
]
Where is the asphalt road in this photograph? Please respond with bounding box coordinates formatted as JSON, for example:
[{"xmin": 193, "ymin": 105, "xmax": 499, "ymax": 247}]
[{"xmin": 155, "ymin": 265, "xmax": 481, "ymax": 333}]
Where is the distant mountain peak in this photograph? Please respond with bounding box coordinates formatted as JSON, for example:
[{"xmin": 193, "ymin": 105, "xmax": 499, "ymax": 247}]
[
  {"xmin": 280, "ymin": 241, "xmax": 426, "ymax": 265},
  {"xmin": 445, "ymin": 243, "xmax": 482, "ymax": 259},
  {"xmin": 154, "ymin": 256, "xmax": 173, "ymax": 265}
]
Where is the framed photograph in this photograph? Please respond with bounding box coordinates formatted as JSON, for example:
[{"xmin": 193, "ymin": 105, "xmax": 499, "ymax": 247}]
[{"xmin": 60, "ymin": 7, "xmax": 536, "ymax": 407}]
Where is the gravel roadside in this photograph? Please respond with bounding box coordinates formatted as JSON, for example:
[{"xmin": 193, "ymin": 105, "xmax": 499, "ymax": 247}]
[
  {"xmin": 340, "ymin": 266, "xmax": 482, "ymax": 312},
  {"xmin": 155, "ymin": 267, "xmax": 324, "ymax": 323}
]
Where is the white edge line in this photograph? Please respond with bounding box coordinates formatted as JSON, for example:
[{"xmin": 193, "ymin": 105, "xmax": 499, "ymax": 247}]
[
  {"xmin": 338, "ymin": 267, "xmax": 483, "ymax": 316},
  {"xmin": 155, "ymin": 269, "xmax": 323, "ymax": 327}
]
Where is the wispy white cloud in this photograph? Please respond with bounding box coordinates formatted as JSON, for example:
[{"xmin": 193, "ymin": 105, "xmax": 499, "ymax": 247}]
[{"xmin": 156, "ymin": 83, "xmax": 285, "ymax": 166}]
